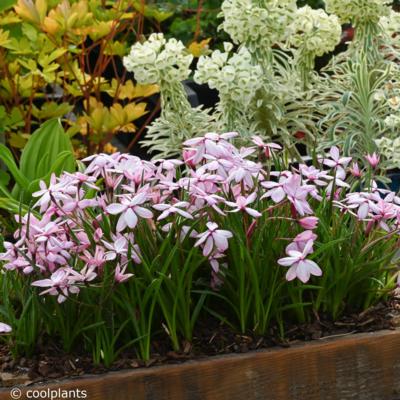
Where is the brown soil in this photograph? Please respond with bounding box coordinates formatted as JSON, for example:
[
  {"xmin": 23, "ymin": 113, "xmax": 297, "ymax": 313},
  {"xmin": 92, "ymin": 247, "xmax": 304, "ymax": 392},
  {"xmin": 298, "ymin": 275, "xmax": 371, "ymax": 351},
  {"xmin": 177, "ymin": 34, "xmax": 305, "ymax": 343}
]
[{"xmin": 1, "ymin": 294, "xmax": 400, "ymax": 388}]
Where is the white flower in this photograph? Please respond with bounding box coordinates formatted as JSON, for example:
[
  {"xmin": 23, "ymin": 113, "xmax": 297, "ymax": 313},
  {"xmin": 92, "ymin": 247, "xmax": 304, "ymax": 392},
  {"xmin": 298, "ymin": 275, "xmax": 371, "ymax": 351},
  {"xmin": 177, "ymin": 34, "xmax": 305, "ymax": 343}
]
[
  {"xmin": 287, "ymin": 6, "xmax": 341, "ymax": 58},
  {"xmin": 153, "ymin": 201, "xmax": 193, "ymax": 220},
  {"xmin": 219, "ymin": 0, "xmax": 296, "ymax": 51},
  {"xmin": 278, "ymin": 239, "xmax": 322, "ymax": 283},
  {"xmin": 123, "ymin": 33, "xmax": 193, "ymax": 85},
  {"xmin": 194, "ymin": 46, "xmax": 262, "ymax": 108},
  {"xmin": 106, "ymin": 192, "xmax": 153, "ymax": 232},
  {"xmin": 0, "ymin": 323, "xmax": 12, "ymax": 334},
  {"xmin": 384, "ymin": 114, "xmax": 400, "ymax": 129},
  {"xmin": 194, "ymin": 222, "xmax": 233, "ymax": 257},
  {"xmin": 375, "ymin": 136, "xmax": 400, "ymax": 168},
  {"xmin": 325, "ymin": 0, "xmax": 391, "ymax": 25},
  {"xmin": 380, "ymin": 10, "xmax": 400, "ymax": 37}
]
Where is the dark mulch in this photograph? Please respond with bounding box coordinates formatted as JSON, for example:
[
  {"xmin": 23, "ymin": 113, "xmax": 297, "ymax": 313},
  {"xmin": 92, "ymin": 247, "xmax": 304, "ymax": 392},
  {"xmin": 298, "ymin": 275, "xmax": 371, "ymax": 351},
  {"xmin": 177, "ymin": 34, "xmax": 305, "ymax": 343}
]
[{"xmin": 1, "ymin": 294, "xmax": 400, "ymax": 387}]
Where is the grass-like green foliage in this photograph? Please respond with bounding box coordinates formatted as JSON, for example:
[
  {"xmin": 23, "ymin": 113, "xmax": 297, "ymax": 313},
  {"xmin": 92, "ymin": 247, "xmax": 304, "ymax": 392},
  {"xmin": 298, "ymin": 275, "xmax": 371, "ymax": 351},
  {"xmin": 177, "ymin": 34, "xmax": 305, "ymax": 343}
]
[{"xmin": 0, "ymin": 134, "xmax": 397, "ymax": 366}]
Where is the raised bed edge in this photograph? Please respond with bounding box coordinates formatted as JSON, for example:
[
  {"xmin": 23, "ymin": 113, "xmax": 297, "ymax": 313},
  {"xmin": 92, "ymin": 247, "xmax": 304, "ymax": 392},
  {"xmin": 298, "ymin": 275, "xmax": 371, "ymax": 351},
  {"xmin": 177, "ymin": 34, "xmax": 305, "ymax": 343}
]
[{"xmin": 1, "ymin": 329, "xmax": 400, "ymax": 400}]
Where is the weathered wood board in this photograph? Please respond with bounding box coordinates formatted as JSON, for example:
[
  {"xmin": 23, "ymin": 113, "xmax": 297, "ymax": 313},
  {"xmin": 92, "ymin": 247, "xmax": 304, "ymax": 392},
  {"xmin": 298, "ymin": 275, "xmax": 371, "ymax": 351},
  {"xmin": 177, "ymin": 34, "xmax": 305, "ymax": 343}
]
[{"xmin": 1, "ymin": 329, "xmax": 400, "ymax": 400}]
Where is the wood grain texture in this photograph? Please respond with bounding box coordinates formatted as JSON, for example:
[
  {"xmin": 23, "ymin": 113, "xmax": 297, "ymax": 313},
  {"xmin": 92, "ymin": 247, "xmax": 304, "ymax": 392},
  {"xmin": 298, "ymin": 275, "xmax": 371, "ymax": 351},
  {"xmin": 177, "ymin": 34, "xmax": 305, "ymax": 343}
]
[{"xmin": 1, "ymin": 329, "xmax": 400, "ymax": 400}]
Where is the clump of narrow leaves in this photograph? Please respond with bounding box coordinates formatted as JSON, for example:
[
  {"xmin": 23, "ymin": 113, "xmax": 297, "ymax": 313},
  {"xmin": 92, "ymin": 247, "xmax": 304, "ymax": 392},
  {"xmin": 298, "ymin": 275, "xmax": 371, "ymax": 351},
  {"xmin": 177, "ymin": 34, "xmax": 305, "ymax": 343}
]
[{"xmin": 0, "ymin": 132, "xmax": 398, "ymax": 364}]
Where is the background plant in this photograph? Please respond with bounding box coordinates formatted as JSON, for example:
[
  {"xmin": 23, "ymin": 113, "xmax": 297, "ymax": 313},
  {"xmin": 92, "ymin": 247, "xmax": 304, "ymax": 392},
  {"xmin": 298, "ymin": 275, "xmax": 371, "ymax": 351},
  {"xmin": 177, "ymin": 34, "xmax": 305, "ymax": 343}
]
[
  {"xmin": 125, "ymin": 0, "xmax": 400, "ymax": 173},
  {"xmin": 124, "ymin": 32, "xmax": 214, "ymax": 157},
  {"xmin": 0, "ymin": 118, "xmax": 75, "ymax": 234},
  {"xmin": 123, "ymin": 0, "xmax": 342, "ymax": 160},
  {"xmin": 0, "ymin": 0, "xmax": 159, "ymax": 158}
]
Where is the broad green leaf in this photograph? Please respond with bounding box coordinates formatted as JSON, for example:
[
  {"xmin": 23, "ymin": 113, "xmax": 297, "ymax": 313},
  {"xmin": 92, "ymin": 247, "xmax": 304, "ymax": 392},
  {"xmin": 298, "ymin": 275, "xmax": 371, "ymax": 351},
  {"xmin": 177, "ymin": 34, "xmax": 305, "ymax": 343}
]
[
  {"xmin": 0, "ymin": 181, "xmax": 12, "ymax": 198},
  {"xmin": 19, "ymin": 118, "xmax": 75, "ymax": 182},
  {"xmin": 0, "ymin": 196, "xmax": 32, "ymax": 215},
  {"xmin": 0, "ymin": 170, "xmax": 10, "ymax": 187},
  {"xmin": 0, "ymin": 143, "xmax": 30, "ymax": 189},
  {"xmin": 0, "ymin": 0, "xmax": 17, "ymax": 13},
  {"xmin": 27, "ymin": 151, "xmax": 75, "ymax": 194}
]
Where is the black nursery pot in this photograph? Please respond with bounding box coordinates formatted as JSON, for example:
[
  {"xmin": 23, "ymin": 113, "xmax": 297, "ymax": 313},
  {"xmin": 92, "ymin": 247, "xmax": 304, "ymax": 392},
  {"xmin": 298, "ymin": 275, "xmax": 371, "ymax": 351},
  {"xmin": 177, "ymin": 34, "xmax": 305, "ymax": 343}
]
[
  {"xmin": 184, "ymin": 80, "xmax": 219, "ymax": 109},
  {"xmin": 388, "ymin": 169, "xmax": 400, "ymax": 192}
]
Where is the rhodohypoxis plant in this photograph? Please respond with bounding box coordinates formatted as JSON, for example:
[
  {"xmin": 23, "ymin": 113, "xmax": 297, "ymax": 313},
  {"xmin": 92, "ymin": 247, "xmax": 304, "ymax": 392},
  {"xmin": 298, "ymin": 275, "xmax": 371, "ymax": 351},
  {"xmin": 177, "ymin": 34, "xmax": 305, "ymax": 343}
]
[{"xmin": 0, "ymin": 133, "xmax": 399, "ymax": 363}]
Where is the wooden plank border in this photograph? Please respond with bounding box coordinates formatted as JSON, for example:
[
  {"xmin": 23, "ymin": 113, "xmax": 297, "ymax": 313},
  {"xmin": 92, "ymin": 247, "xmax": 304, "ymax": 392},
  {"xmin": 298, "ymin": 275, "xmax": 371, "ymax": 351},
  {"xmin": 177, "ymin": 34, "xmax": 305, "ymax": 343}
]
[{"xmin": 1, "ymin": 329, "xmax": 400, "ymax": 400}]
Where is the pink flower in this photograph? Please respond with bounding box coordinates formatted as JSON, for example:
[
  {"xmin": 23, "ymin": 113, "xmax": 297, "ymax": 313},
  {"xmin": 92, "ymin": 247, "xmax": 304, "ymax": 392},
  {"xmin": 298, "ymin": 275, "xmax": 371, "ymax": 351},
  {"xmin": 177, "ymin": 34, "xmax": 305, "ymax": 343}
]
[
  {"xmin": 208, "ymin": 252, "xmax": 225, "ymax": 273},
  {"xmin": 80, "ymin": 246, "xmax": 106, "ymax": 269},
  {"xmin": 184, "ymin": 132, "xmax": 238, "ymax": 164},
  {"xmin": 76, "ymin": 265, "xmax": 97, "ymax": 282},
  {"xmin": 75, "ymin": 231, "xmax": 91, "ymax": 251},
  {"xmin": 226, "ymin": 192, "xmax": 262, "ymax": 218},
  {"xmin": 345, "ymin": 192, "xmax": 372, "ymax": 219},
  {"xmin": 60, "ymin": 194, "xmax": 97, "ymax": 214},
  {"xmin": 155, "ymin": 159, "xmax": 183, "ymax": 179},
  {"xmin": 94, "ymin": 228, "xmax": 103, "ymax": 242},
  {"xmin": 187, "ymin": 168, "xmax": 222, "ymax": 193},
  {"xmin": 262, "ymin": 179, "xmax": 286, "ymax": 203},
  {"xmin": 183, "ymin": 149, "xmax": 197, "ymax": 168},
  {"xmin": 369, "ymin": 199, "xmax": 397, "ymax": 231},
  {"xmin": 1, "ymin": 255, "xmax": 33, "ymax": 274},
  {"xmin": 114, "ymin": 264, "xmax": 134, "ymax": 283},
  {"xmin": 106, "ymin": 192, "xmax": 153, "ymax": 231},
  {"xmin": 278, "ymin": 240, "xmax": 322, "ymax": 283},
  {"xmin": 251, "ymin": 136, "xmax": 282, "ymax": 158},
  {"xmin": 103, "ymin": 235, "xmax": 141, "ymax": 264},
  {"xmin": 32, "ymin": 268, "xmax": 79, "ymax": 303},
  {"xmin": 202, "ymin": 156, "xmax": 233, "ymax": 179},
  {"xmin": 34, "ymin": 221, "xmax": 61, "ymax": 243},
  {"xmin": 32, "ymin": 174, "xmax": 68, "ymax": 212},
  {"xmin": 283, "ymin": 174, "xmax": 314, "ymax": 216},
  {"xmin": 161, "ymin": 223, "xmax": 198, "ymax": 242},
  {"xmin": 191, "ymin": 187, "xmax": 226, "ymax": 215},
  {"xmin": 326, "ymin": 167, "xmax": 350, "ymax": 194},
  {"xmin": 83, "ymin": 153, "xmax": 116, "ymax": 176},
  {"xmin": 104, "ymin": 173, "xmax": 124, "ymax": 190},
  {"xmin": 365, "ymin": 153, "xmax": 380, "ymax": 169},
  {"xmin": 103, "ymin": 236, "xmax": 128, "ymax": 261},
  {"xmin": 298, "ymin": 216, "xmax": 319, "ymax": 230},
  {"xmin": 350, "ymin": 162, "xmax": 362, "ymax": 178},
  {"xmin": 321, "ymin": 146, "xmax": 352, "ymax": 170},
  {"xmin": 298, "ymin": 165, "xmax": 332, "ymax": 186},
  {"xmin": 0, "ymin": 323, "xmax": 12, "ymax": 334},
  {"xmin": 63, "ymin": 171, "xmax": 99, "ymax": 190},
  {"xmin": 227, "ymin": 160, "xmax": 261, "ymax": 188},
  {"xmin": 195, "ymin": 222, "xmax": 233, "ymax": 256},
  {"xmin": 153, "ymin": 201, "xmax": 193, "ymax": 220},
  {"xmin": 287, "ymin": 230, "xmax": 318, "ymax": 253}
]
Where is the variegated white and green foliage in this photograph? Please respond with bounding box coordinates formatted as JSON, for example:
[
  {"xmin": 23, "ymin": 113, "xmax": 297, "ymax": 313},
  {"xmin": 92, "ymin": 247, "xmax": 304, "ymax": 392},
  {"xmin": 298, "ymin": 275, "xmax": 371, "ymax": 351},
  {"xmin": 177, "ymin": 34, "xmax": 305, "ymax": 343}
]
[{"xmin": 124, "ymin": 0, "xmax": 400, "ymax": 171}]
